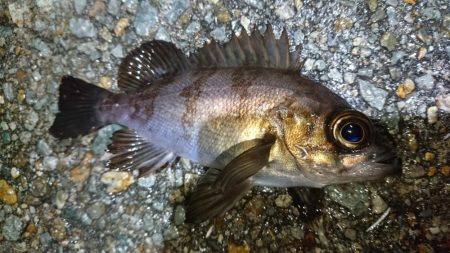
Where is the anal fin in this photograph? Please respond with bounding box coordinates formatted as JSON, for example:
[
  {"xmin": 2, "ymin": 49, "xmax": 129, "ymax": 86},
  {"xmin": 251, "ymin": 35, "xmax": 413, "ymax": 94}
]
[
  {"xmin": 186, "ymin": 136, "xmax": 275, "ymax": 223},
  {"xmin": 107, "ymin": 129, "xmax": 175, "ymax": 176}
]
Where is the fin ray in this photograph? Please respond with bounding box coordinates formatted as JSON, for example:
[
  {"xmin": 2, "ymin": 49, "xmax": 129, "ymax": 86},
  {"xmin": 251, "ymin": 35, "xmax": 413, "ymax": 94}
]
[
  {"xmin": 108, "ymin": 129, "xmax": 175, "ymax": 176},
  {"xmin": 186, "ymin": 136, "xmax": 275, "ymax": 222}
]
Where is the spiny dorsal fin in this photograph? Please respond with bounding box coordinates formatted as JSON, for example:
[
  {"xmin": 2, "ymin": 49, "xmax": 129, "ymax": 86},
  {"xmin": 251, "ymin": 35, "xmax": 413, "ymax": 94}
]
[
  {"xmin": 117, "ymin": 26, "xmax": 300, "ymax": 92},
  {"xmin": 117, "ymin": 40, "xmax": 191, "ymax": 92},
  {"xmin": 190, "ymin": 25, "xmax": 301, "ymax": 70}
]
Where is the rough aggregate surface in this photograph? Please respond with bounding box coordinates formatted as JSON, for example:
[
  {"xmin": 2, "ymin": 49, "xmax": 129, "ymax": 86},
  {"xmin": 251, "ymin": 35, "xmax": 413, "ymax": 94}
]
[{"xmin": 0, "ymin": 0, "xmax": 449, "ymax": 252}]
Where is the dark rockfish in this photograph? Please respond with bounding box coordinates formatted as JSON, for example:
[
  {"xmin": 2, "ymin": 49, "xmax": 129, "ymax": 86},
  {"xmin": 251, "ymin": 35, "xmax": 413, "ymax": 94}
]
[{"xmin": 50, "ymin": 26, "xmax": 399, "ymax": 222}]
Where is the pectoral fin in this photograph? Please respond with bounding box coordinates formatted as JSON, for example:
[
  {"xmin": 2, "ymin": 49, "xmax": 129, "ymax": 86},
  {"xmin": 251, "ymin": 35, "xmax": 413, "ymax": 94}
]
[{"xmin": 186, "ymin": 136, "xmax": 275, "ymax": 223}]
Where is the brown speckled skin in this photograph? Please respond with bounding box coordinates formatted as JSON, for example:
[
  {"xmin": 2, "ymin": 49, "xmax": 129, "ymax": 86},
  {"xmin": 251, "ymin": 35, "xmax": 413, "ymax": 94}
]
[{"xmin": 99, "ymin": 67, "xmax": 395, "ymax": 188}]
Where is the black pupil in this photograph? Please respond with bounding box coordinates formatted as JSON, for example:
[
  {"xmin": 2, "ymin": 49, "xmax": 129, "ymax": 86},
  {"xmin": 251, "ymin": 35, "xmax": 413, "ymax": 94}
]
[{"xmin": 341, "ymin": 123, "xmax": 364, "ymax": 143}]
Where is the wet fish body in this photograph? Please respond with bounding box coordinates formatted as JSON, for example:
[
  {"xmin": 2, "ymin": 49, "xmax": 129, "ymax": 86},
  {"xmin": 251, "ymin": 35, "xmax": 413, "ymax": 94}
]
[{"xmin": 50, "ymin": 26, "xmax": 399, "ymax": 222}]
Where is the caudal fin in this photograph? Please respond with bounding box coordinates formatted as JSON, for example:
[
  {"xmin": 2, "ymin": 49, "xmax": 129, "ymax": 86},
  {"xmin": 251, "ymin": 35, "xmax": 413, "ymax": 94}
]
[{"xmin": 50, "ymin": 76, "xmax": 112, "ymax": 139}]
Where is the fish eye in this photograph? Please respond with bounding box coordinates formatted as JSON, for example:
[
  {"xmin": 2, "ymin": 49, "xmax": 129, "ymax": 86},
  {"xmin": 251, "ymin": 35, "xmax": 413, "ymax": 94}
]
[{"xmin": 328, "ymin": 111, "xmax": 373, "ymax": 150}]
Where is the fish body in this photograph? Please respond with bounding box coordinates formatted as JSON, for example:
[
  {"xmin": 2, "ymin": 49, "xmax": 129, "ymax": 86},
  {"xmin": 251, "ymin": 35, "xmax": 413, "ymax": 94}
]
[{"xmin": 50, "ymin": 26, "xmax": 399, "ymax": 222}]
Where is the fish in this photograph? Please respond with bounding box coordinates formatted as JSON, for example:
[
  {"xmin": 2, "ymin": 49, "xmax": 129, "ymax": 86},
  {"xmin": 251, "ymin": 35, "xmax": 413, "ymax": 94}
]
[{"xmin": 50, "ymin": 26, "xmax": 399, "ymax": 223}]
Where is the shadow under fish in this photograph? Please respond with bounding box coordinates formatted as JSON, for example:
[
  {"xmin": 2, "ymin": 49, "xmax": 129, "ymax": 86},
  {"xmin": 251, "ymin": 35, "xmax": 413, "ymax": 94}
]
[{"xmin": 50, "ymin": 26, "xmax": 400, "ymax": 223}]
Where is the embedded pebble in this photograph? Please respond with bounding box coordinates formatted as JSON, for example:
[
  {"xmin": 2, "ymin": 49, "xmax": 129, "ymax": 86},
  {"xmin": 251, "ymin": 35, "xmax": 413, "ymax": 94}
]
[
  {"xmin": 100, "ymin": 171, "xmax": 134, "ymax": 193},
  {"xmin": 344, "ymin": 228, "xmax": 357, "ymax": 241},
  {"xmin": 43, "ymin": 156, "xmax": 58, "ymax": 170},
  {"xmin": 69, "ymin": 18, "xmax": 96, "ymax": 38},
  {"xmin": 2, "ymin": 215, "xmax": 24, "ymax": 241},
  {"xmin": 380, "ymin": 32, "xmax": 396, "ymax": 51},
  {"xmin": 0, "ymin": 180, "xmax": 17, "ymax": 205},
  {"xmin": 358, "ymin": 80, "xmax": 388, "ymax": 110},
  {"xmin": 414, "ymin": 74, "xmax": 435, "ymax": 90},
  {"xmin": 275, "ymin": 2, "xmax": 295, "ymax": 20},
  {"xmin": 2, "ymin": 82, "xmax": 14, "ymax": 101},
  {"xmin": 211, "ymin": 26, "xmax": 227, "ymax": 42},
  {"xmin": 111, "ymin": 45, "xmax": 123, "ymax": 58},
  {"xmin": 165, "ymin": 0, "xmax": 189, "ymax": 25},
  {"xmin": 426, "ymin": 106, "xmax": 438, "ymax": 124},
  {"xmin": 371, "ymin": 193, "xmax": 388, "ymax": 214},
  {"xmin": 186, "ymin": 21, "xmax": 201, "ymax": 34},
  {"xmin": 70, "ymin": 152, "xmax": 93, "ymax": 183},
  {"xmin": 8, "ymin": 2, "xmax": 29, "ymax": 27},
  {"xmin": 396, "ymin": 79, "xmax": 415, "ymax": 98},
  {"xmin": 37, "ymin": 139, "xmax": 52, "ymax": 156},
  {"xmin": 329, "ymin": 68, "xmax": 343, "ymax": 82},
  {"xmin": 107, "ymin": 0, "xmax": 120, "ymax": 16},
  {"xmin": 87, "ymin": 202, "xmax": 106, "ymax": 219},
  {"xmin": 115, "ymin": 18, "xmax": 130, "ymax": 37},
  {"xmin": 173, "ymin": 205, "xmax": 186, "ymax": 225},
  {"xmin": 134, "ymin": 1, "xmax": 158, "ymax": 36},
  {"xmin": 74, "ymin": 0, "xmax": 87, "ymax": 14},
  {"xmin": 436, "ymin": 94, "xmax": 450, "ymax": 113},
  {"xmin": 155, "ymin": 27, "xmax": 170, "ymax": 42},
  {"xmin": 55, "ymin": 191, "xmax": 68, "ymax": 209},
  {"xmin": 274, "ymin": 194, "xmax": 292, "ymax": 208}
]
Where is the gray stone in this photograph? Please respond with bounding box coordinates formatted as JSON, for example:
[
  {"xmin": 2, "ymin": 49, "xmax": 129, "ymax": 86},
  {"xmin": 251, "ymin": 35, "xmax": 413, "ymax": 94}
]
[
  {"xmin": 36, "ymin": 0, "xmax": 54, "ymax": 13},
  {"xmin": 358, "ymin": 79, "xmax": 388, "ymax": 110},
  {"xmin": 370, "ymin": 9, "xmax": 386, "ymax": 23},
  {"xmin": 55, "ymin": 191, "xmax": 69, "ymax": 209},
  {"xmin": 327, "ymin": 184, "xmax": 369, "ymax": 216},
  {"xmin": 414, "ymin": 74, "xmax": 435, "ymax": 90},
  {"xmin": 24, "ymin": 110, "xmax": 39, "ymax": 131},
  {"xmin": 344, "ymin": 228, "xmax": 357, "ymax": 240},
  {"xmin": 421, "ymin": 8, "xmax": 441, "ymax": 20},
  {"xmin": 87, "ymin": 202, "xmax": 106, "ymax": 219},
  {"xmin": 2, "ymin": 82, "xmax": 14, "ymax": 101},
  {"xmin": 436, "ymin": 94, "xmax": 450, "ymax": 113},
  {"xmin": 385, "ymin": 0, "xmax": 398, "ymax": 6},
  {"xmin": 380, "ymin": 32, "xmax": 396, "ymax": 51},
  {"xmin": 37, "ymin": 139, "xmax": 52, "ymax": 156},
  {"xmin": 173, "ymin": 205, "xmax": 185, "ymax": 225},
  {"xmin": 43, "ymin": 156, "xmax": 58, "ymax": 170},
  {"xmin": 389, "ymin": 67, "xmax": 401, "ymax": 80},
  {"xmin": 211, "ymin": 26, "xmax": 227, "ymax": 42},
  {"xmin": 78, "ymin": 42, "xmax": 100, "ymax": 60},
  {"xmin": 186, "ymin": 21, "xmax": 201, "ymax": 34},
  {"xmin": 2, "ymin": 215, "xmax": 24, "ymax": 241},
  {"xmin": 386, "ymin": 7, "xmax": 398, "ymax": 26},
  {"xmin": 404, "ymin": 164, "xmax": 426, "ymax": 178},
  {"xmin": 155, "ymin": 27, "xmax": 170, "ymax": 42},
  {"xmin": 107, "ymin": 0, "xmax": 120, "ymax": 15},
  {"xmin": 357, "ymin": 68, "xmax": 373, "ymax": 77},
  {"xmin": 134, "ymin": 1, "xmax": 158, "ymax": 36},
  {"xmin": 314, "ymin": 60, "xmax": 326, "ymax": 71},
  {"xmin": 165, "ymin": 0, "xmax": 189, "ymax": 25},
  {"xmin": 111, "ymin": 45, "xmax": 123, "ymax": 58},
  {"xmin": 138, "ymin": 175, "xmax": 156, "ymax": 188},
  {"xmin": 391, "ymin": 51, "xmax": 406, "ymax": 64},
  {"xmin": 69, "ymin": 18, "xmax": 96, "ymax": 38},
  {"xmin": 32, "ymin": 39, "xmax": 52, "ymax": 56},
  {"xmin": 329, "ymin": 68, "xmax": 343, "ymax": 82},
  {"xmin": 344, "ymin": 72, "xmax": 356, "ymax": 84},
  {"xmin": 92, "ymin": 124, "xmax": 122, "ymax": 155},
  {"xmin": 244, "ymin": 0, "xmax": 264, "ymax": 9},
  {"xmin": 74, "ymin": 0, "xmax": 87, "ymax": 15},
  {"xmin": 275, "ymin": 3, "xmax": 295, "ymax": 20}
]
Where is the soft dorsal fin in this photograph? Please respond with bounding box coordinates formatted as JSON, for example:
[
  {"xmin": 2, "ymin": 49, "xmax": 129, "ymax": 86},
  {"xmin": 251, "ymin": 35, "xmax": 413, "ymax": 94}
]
[
  {"xmin": 117, "ymin": 40, "xmax": 191, "ymax": 92},
  {"xmin": 117, "ymin": 26, "xmax": 300, "ymax": 92},
  {"xmin": 190, "ymin": 25, "xmax": 300, "ymax": 70}
]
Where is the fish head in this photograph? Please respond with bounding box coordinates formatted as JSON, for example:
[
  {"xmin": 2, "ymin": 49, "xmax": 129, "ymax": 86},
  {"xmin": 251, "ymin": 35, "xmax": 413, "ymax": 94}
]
[{"xmin": 282, "ymin": 109, "xmax": 400, "ymax": 185}]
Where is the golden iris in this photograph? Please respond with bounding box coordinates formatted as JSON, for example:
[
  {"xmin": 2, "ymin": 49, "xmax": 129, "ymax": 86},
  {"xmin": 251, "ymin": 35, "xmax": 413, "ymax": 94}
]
[{"xmin": 328, "ymin": 111, "xmax": 372, "ymax": 150}]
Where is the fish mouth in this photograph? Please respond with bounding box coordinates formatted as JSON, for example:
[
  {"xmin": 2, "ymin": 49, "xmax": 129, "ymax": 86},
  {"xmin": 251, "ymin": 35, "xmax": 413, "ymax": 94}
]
[{"xmin": 343, "ymin": 149, "xmax": 401, "ymax": 182}]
